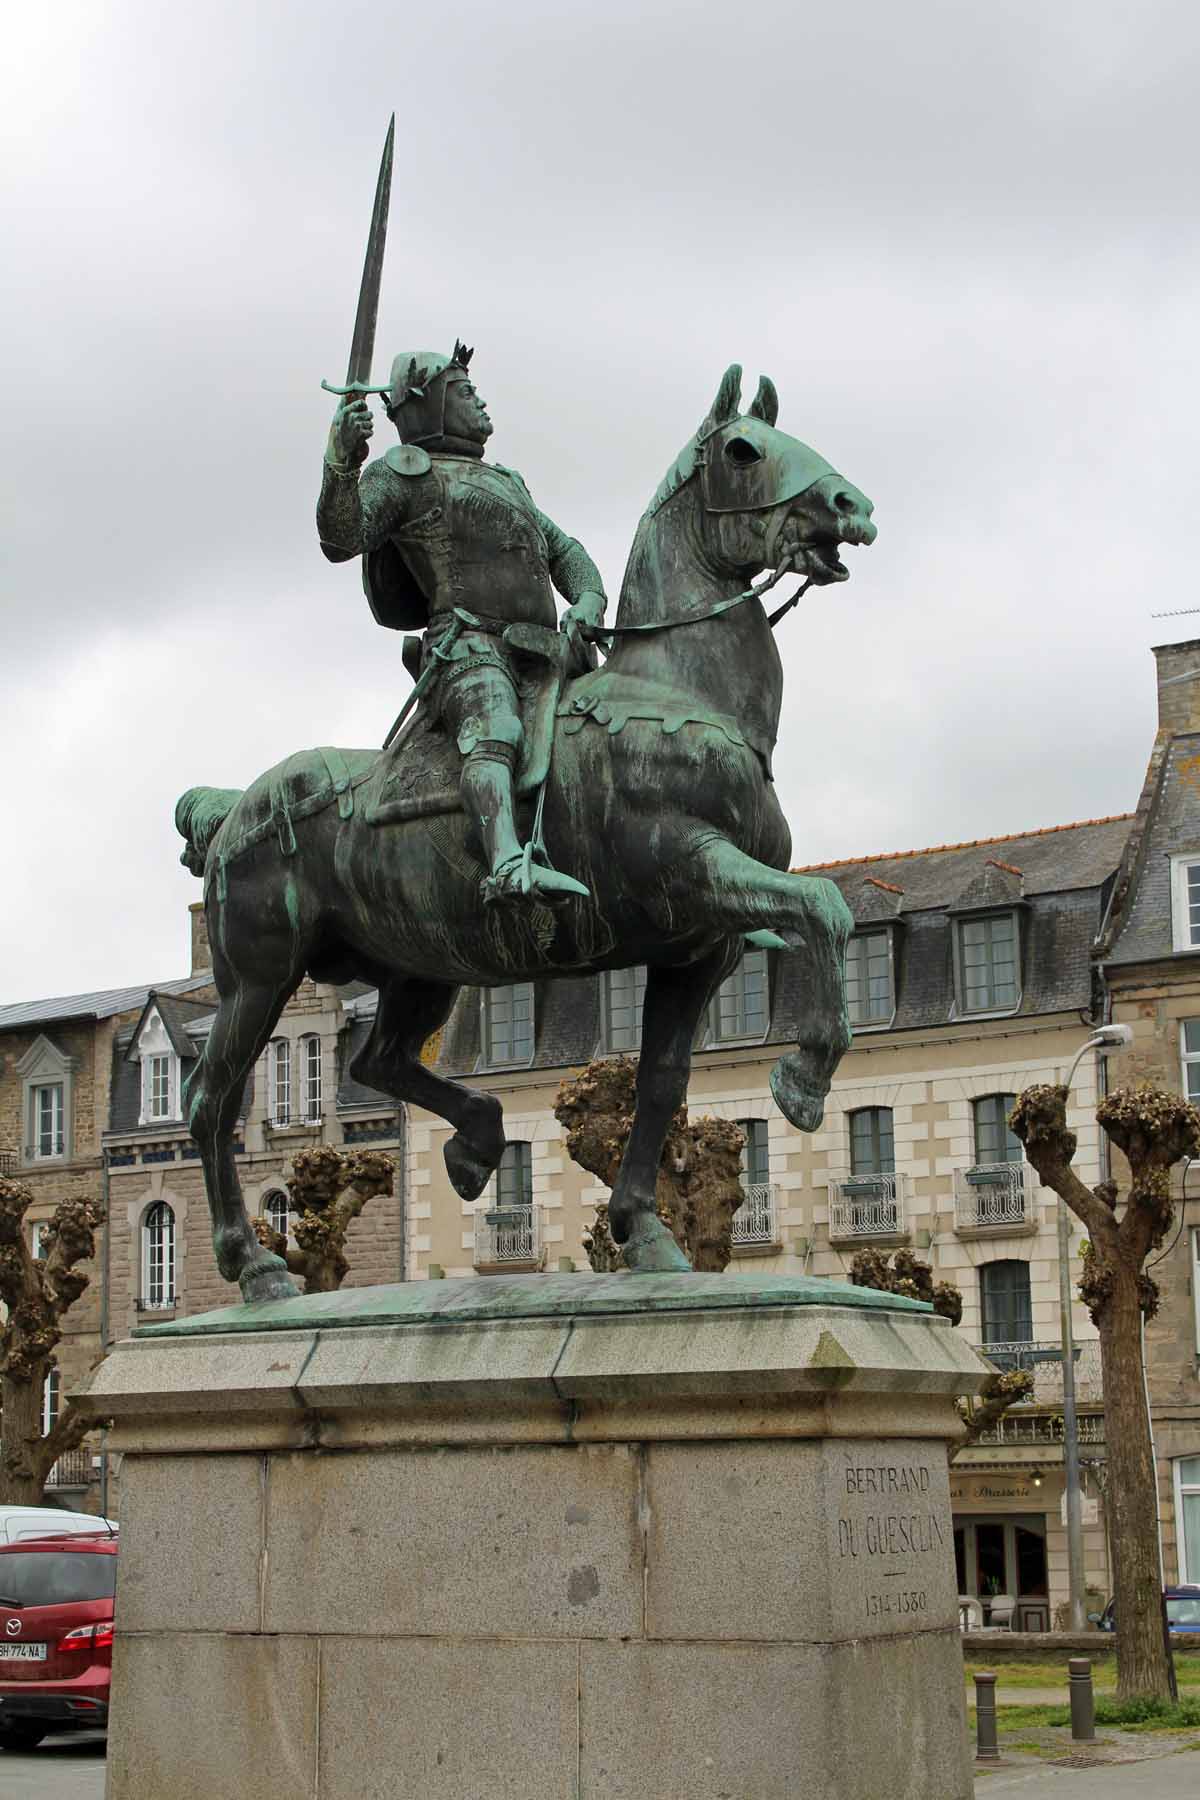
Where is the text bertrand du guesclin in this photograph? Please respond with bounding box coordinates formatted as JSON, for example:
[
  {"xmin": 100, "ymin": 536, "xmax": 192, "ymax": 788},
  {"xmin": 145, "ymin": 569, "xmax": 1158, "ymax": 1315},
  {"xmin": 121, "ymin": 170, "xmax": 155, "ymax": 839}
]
[{"xmin": 837, "ymin": 1463, "xmax": 945, "ymax": 1559}]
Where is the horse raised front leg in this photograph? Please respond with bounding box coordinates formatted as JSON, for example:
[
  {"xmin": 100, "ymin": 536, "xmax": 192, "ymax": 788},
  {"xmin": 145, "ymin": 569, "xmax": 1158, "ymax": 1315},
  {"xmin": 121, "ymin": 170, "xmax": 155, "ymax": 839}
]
[
  {"xmin": 678, "ymin": 839, "xmax": 853, "ymax": 1132},
  {"xmin": 610, "ymin": 943, "xmax": 742, "ymax": 1272}
]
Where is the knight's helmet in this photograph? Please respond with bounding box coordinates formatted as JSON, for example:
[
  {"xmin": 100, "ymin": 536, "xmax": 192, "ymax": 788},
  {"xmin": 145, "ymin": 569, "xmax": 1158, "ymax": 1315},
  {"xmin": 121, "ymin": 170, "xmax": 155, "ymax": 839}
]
[{"xmin": 385, "ymin": 339, "xmax": 474, "ymax": 446}]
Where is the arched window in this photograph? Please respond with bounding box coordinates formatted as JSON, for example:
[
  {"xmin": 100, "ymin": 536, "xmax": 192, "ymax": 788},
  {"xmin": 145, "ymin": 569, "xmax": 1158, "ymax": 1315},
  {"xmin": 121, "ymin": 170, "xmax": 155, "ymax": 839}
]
[
  {"xmin": 299, "ymin": 1035, "xmax": 322, "ymax": 1123},
  {"xmin": 979, "ymin": 1259, "xmax": 1032, "ymax": 1349},
  {"xmin": 263, "ymin": 1189, "xmax": 290, "ymax": 1242},
  {"xmin": 142, "ymin": 1201, "xmax": 177, "ymax": 1310},
  {"xmin": 973, "ymin": 1094, "xmax": 1021, "ymax": 1166},
  {"xmin": 269, "ymin": 1039, "xmax": 292, "ymax": 1126},
  {"xmin": 42, "ymin": 1365, "xmax": 60, "ymax": 1436},
  {"xmin": 848, "ymin": 1107, "xmax": 895, "ymax": 1177}
]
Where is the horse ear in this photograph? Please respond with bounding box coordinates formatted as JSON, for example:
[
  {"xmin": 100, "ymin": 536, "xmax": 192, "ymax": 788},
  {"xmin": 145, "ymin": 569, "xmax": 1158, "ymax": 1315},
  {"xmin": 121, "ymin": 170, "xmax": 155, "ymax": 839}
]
[
  {"xmin": 698, "ymin": 364, "xmax": 743, "ymax": 436},
  {"xmin": 748, "ymin": 375, "xmax": 779, "ymax": 427}
]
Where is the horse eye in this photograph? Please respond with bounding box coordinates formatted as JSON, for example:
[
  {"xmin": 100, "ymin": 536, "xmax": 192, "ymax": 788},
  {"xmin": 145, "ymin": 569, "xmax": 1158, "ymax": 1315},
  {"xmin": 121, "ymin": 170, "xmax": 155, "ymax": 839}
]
[{"xmin": 724, "ymin": 438, "xmax": 763, "ymax": 466}]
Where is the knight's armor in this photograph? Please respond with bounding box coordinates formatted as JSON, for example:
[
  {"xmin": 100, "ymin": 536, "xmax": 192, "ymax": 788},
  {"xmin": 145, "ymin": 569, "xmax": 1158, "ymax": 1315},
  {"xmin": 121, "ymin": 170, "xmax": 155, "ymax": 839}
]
[{"xmin": 317, "ymin": 345, "xmax": 605, "ymax": 901}]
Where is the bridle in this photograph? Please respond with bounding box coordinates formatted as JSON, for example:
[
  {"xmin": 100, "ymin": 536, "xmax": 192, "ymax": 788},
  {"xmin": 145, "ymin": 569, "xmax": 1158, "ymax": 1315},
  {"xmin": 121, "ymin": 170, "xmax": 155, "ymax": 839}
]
[{"xmin": 591, "ymin": 556, "xmax": 813, "ymax": 641}]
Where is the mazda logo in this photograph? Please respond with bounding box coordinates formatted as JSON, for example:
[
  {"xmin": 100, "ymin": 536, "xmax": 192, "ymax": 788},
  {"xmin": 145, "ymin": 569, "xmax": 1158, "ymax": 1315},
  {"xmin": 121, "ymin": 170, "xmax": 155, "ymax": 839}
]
[{"xmin": 4, "ymin": 1620, "xmax": 18, "ymax": 1637}]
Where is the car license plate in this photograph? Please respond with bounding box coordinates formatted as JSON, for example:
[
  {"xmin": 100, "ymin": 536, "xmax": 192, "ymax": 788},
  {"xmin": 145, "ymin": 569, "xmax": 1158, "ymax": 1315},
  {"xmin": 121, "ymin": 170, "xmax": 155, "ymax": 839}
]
[{"xmin": 0, "ymin": 1643, "xmax": 46, "ymax": 1661}]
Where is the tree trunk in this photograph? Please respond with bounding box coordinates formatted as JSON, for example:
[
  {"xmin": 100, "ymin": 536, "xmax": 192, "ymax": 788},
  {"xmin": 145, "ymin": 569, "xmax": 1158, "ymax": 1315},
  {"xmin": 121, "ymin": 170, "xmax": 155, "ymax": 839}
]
[
  {"xmin": 0, "ymin": 1372, "xmax": 52, "ymax": 1506},
  {"xmin": 1099, "ymin": 1260, "xmax": 1172, "ymax": 1701}
]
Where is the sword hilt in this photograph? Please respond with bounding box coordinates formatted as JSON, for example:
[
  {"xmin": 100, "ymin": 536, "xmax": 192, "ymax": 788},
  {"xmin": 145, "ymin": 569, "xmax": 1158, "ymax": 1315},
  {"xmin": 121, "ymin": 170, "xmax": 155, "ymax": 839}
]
[{"xmin": 321, "ymin": 379, "xmax": 393, "ymax": 400}]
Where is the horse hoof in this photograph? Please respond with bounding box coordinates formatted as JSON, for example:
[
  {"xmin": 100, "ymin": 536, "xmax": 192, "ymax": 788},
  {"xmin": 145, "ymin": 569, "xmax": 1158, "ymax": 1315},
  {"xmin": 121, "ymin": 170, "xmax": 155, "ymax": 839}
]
[
  {"xmin": 239, "ymin": 1254, "xmax": 300, "ymax": 1305},
  {"xmin": 770, "ymin": 1056, "xmax": 828, "ymax": 1133},
  {"xmin": 444, "ymin": 1133, "xmax": 498, "ymax": 1202},
  {"xmin": 621, "ymin": 1216, "xmax": 692, "ymax": 1273}
]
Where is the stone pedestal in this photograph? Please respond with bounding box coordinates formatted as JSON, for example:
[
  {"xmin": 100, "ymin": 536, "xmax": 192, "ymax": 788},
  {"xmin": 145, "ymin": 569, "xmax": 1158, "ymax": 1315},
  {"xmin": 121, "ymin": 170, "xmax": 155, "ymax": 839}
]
[{"xmin": 79, "ymin": 1272, "xmax": 988, "ymax": 1800}]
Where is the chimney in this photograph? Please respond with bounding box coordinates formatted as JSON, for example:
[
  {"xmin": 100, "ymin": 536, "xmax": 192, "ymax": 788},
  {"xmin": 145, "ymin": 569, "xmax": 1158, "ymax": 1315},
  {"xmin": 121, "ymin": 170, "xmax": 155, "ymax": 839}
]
[
  {"xmin": 189, "ymin": 901, "xmax": 211, "ymax": 976},
  {"xmin": 1152, "ymin": 638, "xmax": 1200, "ymax": 737}
]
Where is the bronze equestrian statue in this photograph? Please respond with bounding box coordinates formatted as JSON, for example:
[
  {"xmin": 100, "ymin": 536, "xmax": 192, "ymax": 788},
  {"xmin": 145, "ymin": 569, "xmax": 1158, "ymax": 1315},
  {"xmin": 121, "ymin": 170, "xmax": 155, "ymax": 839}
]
[{"xmin": 173, "ymin": 125, "xmax": 878, "ymax": 1303}]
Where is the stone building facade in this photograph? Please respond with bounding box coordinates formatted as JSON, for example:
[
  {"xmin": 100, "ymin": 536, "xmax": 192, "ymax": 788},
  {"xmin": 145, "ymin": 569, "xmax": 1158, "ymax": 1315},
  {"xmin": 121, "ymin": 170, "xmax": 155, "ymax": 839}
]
[{"xmin": 1094, "ymin": 639, "xmax": 1200, "ymax": 1587}]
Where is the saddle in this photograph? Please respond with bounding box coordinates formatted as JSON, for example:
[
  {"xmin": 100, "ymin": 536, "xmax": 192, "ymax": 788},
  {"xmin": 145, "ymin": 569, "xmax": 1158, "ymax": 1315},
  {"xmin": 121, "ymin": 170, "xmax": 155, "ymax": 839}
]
[{"xmin": 364, "ymin": 621, "xmax": 595, "ymax": 829}]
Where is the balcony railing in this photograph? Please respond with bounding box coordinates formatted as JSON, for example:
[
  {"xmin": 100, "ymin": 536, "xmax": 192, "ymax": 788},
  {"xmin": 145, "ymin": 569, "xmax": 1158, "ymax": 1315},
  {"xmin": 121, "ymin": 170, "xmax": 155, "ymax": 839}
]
[
  {"xmin": 829, "ymin": 1172, "xmax": 910, "ymax": 1242},
  {"xmin": 732, "ymin": 1183, "xmax": 778, "ymax": 1248},
  {"xmin": 0, "ymin": 1149, "xmax": 16, "ymax": 1177},
  {"xmin": 972, "ymin": 1409, "xmax": 1106, "ymax": 1449},
  {"xmin": 45, "ymin": 1449, "xmax": 95, "ymax": 1489},
  {"xmin": 474, "ymin": 1205, "xmax": 545, "ymax": 1270},
  {"xmin": 954, "ymin": 1162, "xmax": 1038, "ymax": 1233},
  {"xmin": 136, "ymin": 1294, "xmax": 178, "ymax": 1313},
  {"xmin": 975, "ymin": 1340, "xmax": 1103, "ymax": 1406}
]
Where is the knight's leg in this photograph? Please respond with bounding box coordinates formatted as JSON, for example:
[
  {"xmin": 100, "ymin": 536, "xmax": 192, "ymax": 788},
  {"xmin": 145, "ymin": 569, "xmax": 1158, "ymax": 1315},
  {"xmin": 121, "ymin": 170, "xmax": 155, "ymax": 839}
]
[
  {"xmin": 186, "ymin": 974, "xmax": 300, "ymax": 1303},
  {"xmin": 671, "ymin": 838, "xmax": 853, "ymax": 1132},
  {"xmin": 610, "ymin": 943, "xmax": 742, "ymax": 1271},
  {"xmin": 351, "ymin": 974, "xmax": 506, "ymax": 1201}
]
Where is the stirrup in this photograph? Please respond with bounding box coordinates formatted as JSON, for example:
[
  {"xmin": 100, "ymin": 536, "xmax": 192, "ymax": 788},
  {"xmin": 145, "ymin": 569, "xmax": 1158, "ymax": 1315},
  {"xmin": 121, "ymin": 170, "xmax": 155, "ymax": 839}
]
[{"xmin": 482, "ymin": 849, "xmax": 590, "ymax": 906}]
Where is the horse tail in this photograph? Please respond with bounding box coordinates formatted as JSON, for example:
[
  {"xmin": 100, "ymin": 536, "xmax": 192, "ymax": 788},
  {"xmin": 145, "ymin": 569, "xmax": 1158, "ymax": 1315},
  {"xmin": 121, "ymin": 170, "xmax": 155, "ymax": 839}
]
[{"xmin": 175, "ymin": 785, "xmax": 243, "ymax": 878}]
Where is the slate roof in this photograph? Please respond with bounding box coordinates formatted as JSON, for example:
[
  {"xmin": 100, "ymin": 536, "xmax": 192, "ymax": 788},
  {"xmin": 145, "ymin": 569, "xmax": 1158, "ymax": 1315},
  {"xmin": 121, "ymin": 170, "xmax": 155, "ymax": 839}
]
[
  {"xmin": 0, "ymin": 975, "xmax": 214, "ymax": 1033},
  {"xmin": 122, "ymin": 991, "xmax": 217, "ymax": 1063},
  {"xmin": 1101, "ymin": 732, "xmax": 1200, "ymax": 966}
]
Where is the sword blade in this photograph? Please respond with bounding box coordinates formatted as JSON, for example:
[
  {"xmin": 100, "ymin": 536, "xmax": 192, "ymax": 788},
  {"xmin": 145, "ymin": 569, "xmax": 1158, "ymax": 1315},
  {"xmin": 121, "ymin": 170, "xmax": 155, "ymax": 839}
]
[{"xmin": 345, "ymin": 114, "xmax": 395, "ymax": 389}]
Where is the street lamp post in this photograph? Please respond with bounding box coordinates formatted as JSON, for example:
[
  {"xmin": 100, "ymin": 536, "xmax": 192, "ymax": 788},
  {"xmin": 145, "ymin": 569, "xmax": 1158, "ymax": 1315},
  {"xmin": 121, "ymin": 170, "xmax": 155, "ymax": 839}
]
[{"xmin": 1058, "ymin": 1024, "xmax": 1132, "ymax": 1631}]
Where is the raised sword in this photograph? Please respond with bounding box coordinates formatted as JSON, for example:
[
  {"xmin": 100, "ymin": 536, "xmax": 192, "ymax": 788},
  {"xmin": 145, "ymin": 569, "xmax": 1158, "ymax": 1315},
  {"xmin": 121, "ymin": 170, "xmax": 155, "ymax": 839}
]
[{"xmin": 320, "ymin": 115, "xmax": 395, "ymax": 402}]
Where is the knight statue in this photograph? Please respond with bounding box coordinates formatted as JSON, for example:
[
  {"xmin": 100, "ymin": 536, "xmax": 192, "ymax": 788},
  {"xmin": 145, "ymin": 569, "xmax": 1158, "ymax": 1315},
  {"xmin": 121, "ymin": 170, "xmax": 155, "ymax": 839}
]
[{"xmin": 316, "ymin": 342, "xmax": 606, "ymax": 904}]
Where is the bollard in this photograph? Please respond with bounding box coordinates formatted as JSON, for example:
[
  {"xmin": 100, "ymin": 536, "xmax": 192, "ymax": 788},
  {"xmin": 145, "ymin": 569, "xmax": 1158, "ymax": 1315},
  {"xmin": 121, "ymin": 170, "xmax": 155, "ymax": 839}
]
[
  {"xmin": 1068, "ymin": 1658, "xmax": 1095, "ymax": 1742},
  {"xmin": 974, "ymin": 1671, "xmax": 999, "ymax": 1761}
]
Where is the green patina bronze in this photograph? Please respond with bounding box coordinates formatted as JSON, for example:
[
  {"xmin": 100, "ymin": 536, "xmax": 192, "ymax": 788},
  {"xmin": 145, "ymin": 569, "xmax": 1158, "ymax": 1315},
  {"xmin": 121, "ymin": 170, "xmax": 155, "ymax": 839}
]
[
  {"xmin": 135, "ymin": 1270, "xmax": 929, "ymax": 1338},
  {"xmin": 174, "ymin": 124, "xmax": 878, "ymax": 1305}
]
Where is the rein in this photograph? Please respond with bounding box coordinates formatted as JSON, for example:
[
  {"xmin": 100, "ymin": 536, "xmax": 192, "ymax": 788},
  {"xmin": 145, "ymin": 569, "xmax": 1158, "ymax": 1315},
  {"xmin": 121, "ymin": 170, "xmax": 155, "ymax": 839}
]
[{"xmin": 597, "ymin": 558, "xmax": 812, "ymax": 639}]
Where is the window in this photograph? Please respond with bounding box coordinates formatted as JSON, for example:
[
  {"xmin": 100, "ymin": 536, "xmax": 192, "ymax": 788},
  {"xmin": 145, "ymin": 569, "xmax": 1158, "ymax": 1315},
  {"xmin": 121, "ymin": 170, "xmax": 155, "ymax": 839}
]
[
  {"xmin": 42, "ymin": 1365, "xmax": 60, "ymax": 1436},
  {"xmin": 141, "ymin": 1201, "xmax": 177, "ymax": 1309},
  {"xmin": 263, "ymin": 1189, "xmax": 290, "ymax": 1241},
  {"xmin": 1193, "ymin": 1229, "xmax": 1200, "ymax": 1357},
  {"xmin": 145, "ymin": 1053, "xmax": 174, "ymax": 1122},
  {"xmin": 495, "ymin": 1142, "xmax": 533, "ymax": 1209},
  {"xmin": 739, "ymin": 1119, "xmax": 771, "ymax": 1190},
  {"xmin": 482, "ymin": 984, "xmax": 535, "ymax": 1067},
  {"xmin": 1172, "ymin": 857, "xmax": 1200, "ymax": 953},
  {"xmin": 269, "ymin": 1039, "xmax": 292, "ymax": 1126},
  {"xmin": 973, "ymin": 1094, "xmax": 1021, "ymax": 1166},
  {"xmin": 300, "ymin": 1035, "xmax": 323, "ymax": 1123},
  {"xmin": 845, "ymin": 931, "xmax": 893, "ymax": 1026},
  {"xmin": 957, "ymin": 914, "xmax": 1020, "ymax": 1014},
  {"xmin": 979, "ymin": 1259, "xmax": 1032, "ymax": 1347},
  {"xmin": 604, "ymin": 966, "xmax": 647, "ymax": 1053},
  {"xmin": 135, "ymin": 1009, "xmax": 181, "ymax": 1125},
  {"xmin": 30, "ymin": 1221, "xmax": 48, "ymax": 1260},
  {"xmin": 1175, "ymin": 1456, "xmax": 1200, "ymax": 1584},
  {"xmin": 849, "ymin": 1107, "xmax": 895, "ymax": 1178},
  {"xmin": 31, "ymin": 1082, "xmax": 64, "ymax": 1159},
  {"xmin": 712, "ymin": 949, "xmax": 768, "ymax": 1042},
  {"xmin": 1182, "ymin": 1022, "xmax": 1200, "ymax": 1104}
]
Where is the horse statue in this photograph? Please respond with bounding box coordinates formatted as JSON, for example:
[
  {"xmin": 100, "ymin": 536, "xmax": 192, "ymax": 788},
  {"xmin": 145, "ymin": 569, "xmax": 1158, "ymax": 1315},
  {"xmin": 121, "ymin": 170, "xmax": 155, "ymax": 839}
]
[{"xmin": 176, "ymin": 363, "xmax": 876, "ymax": 1302}]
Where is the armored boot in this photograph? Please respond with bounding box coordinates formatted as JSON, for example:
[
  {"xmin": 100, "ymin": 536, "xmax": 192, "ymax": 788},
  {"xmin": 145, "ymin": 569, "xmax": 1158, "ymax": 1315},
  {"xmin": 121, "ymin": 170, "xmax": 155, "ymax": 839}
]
[{"xmin": 460, "ymin": 743, "xmax": 590, "ymax": 905}]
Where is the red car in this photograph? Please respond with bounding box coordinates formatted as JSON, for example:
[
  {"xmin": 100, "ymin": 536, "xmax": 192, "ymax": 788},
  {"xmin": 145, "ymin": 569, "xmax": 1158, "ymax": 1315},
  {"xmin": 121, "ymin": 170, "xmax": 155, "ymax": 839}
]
[{"xmin": 0, "ymin": 1531, "xmax": 116, "ymax": 1750}]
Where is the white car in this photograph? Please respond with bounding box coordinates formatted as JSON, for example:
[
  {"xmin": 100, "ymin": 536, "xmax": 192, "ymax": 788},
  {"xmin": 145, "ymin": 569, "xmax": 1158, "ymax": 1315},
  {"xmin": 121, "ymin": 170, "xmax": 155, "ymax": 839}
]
[{"xmin": 0, "ymin": 1506, "xmax": 116, "ymax": 1545}]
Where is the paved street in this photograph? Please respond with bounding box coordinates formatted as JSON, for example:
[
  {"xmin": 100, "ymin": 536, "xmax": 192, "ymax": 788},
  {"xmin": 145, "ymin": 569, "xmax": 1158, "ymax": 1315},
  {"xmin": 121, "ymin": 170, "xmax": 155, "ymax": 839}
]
[
  {"xmin": 1, "ymin": 1732, "xmax": 106, "ymax": 1797},
  {"xmin": 977, "ymin": 1748, "xmax": 1200, "ymax": 1793}
]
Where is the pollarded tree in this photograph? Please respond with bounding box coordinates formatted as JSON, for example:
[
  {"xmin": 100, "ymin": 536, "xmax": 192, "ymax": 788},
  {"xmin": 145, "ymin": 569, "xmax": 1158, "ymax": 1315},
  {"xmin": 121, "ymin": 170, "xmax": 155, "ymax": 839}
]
[
  {"xmin": 1011, "ymin": 1081, "xmax": 1200, "ymax": 1702},
  {"xmin": 252, "ymin": 1145, "xmax": 394, "ymax": 1293},
  {"xmin": 555, "ymin": 1057, "xmax": 746, "ymax": 1272},
  {"xmin": 846, "ymin": 1248, "xmax": 1034, "ymax": 1462},
  {"xmin": 0, "ymin": 1177, "xmax": 104, "ymax": 1505}
]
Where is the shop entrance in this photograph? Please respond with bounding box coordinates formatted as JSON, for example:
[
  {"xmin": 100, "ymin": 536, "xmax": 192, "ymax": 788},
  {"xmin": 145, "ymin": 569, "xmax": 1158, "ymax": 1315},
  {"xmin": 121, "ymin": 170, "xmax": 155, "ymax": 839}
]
[{"xmin": 953, "ymin": 1514, "xmax": 1048, "ymax": 1629}]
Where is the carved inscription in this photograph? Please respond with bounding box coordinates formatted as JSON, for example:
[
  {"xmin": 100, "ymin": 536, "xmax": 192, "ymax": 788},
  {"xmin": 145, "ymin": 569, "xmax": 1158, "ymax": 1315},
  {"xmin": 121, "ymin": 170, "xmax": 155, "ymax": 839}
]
[{"xmin": 836, "ymin": 1460, "xmax": 945, "ymax": 1624}]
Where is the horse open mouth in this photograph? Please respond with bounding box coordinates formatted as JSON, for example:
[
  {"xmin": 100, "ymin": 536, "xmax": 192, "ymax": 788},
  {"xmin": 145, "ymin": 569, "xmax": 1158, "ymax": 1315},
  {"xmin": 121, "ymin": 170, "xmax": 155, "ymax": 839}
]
[{"xmin": 801, "ymin": 537, "xmax": 851, "ymax": 584}]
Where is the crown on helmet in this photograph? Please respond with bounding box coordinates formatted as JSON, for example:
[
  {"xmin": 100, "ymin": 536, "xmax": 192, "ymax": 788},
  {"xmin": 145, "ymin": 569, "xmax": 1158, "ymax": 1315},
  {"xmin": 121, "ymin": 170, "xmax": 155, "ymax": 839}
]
[{"xmin": 385, "ymin": 339, "xmax": 475, "ymax": 445}]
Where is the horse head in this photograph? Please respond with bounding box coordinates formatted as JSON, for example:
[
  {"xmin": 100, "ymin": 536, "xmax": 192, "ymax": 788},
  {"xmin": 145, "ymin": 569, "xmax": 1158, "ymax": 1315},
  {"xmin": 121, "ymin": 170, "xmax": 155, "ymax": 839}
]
[{"xmin": 618, "ymin": 363, "xmax": 876, "ymax": 625}]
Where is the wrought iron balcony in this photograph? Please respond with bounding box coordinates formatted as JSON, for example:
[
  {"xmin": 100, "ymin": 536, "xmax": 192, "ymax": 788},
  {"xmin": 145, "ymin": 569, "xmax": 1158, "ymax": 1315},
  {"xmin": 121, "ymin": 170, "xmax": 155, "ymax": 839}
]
[
  {"xmin": 136, "ymin": 1294, "xmax": 178, "ymax": 1313},
  {"xmin": 45, "ymin": 1448, "xmax": 95, "ymax": 1489},
  {"xmin": 474, "ymin": 1204, "xmax": 545, "ymax": 1270},
  {"xmin": 954, "ymin": 1161, "xmax": 1038, "ymax": 1234},
  {"xmin": 731, "ymin": 1183, "xmax": 779, "ymax": 1248},
  {"xmin": 971, "ymin": 1409, "xmax": 1105, "ymax": 1449},
  {"xmin": 829, "ymin": 1171, "xmax": 910, "ymax": 1243},
  {"xmin": 975, "ymin": 1339, "xmax": 1103, "ymax": 1407},
  {"xmin": 0, "ymin": 1149, "xmax": 16, "ymax": 1177}
]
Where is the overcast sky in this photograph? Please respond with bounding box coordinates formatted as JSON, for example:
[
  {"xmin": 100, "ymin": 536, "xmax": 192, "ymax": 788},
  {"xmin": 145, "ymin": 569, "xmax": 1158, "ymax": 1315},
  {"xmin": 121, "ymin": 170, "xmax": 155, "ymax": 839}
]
[{"xmin": 2, "ymin": 1, "xmax": 1197, "ymax": 1002}]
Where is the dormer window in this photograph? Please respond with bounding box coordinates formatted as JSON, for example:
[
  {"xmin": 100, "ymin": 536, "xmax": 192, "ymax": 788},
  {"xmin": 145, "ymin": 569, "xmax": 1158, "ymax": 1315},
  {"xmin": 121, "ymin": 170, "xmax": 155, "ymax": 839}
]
[
  {"xmin": 136, "ymin": 1010, "xmax": 181, "ymax": 1126},
  {"xmin": 845, "ymin": 930, "xmax": 894, "ymax": 1027},
  {"xmin": 604, "ymin": 966, "xmax": 647, "ymax": 1053},
  {"xmin": 1172, "ymin": 856, "xmax": 1200, "ymax": 952},
  {"xmin": 957, "ymin": 913, "xmax": 1020, "ymax": 1014},
  {"xmin": 710, "ymin": 949, "xmax": 769, "ymax": 1043}
]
